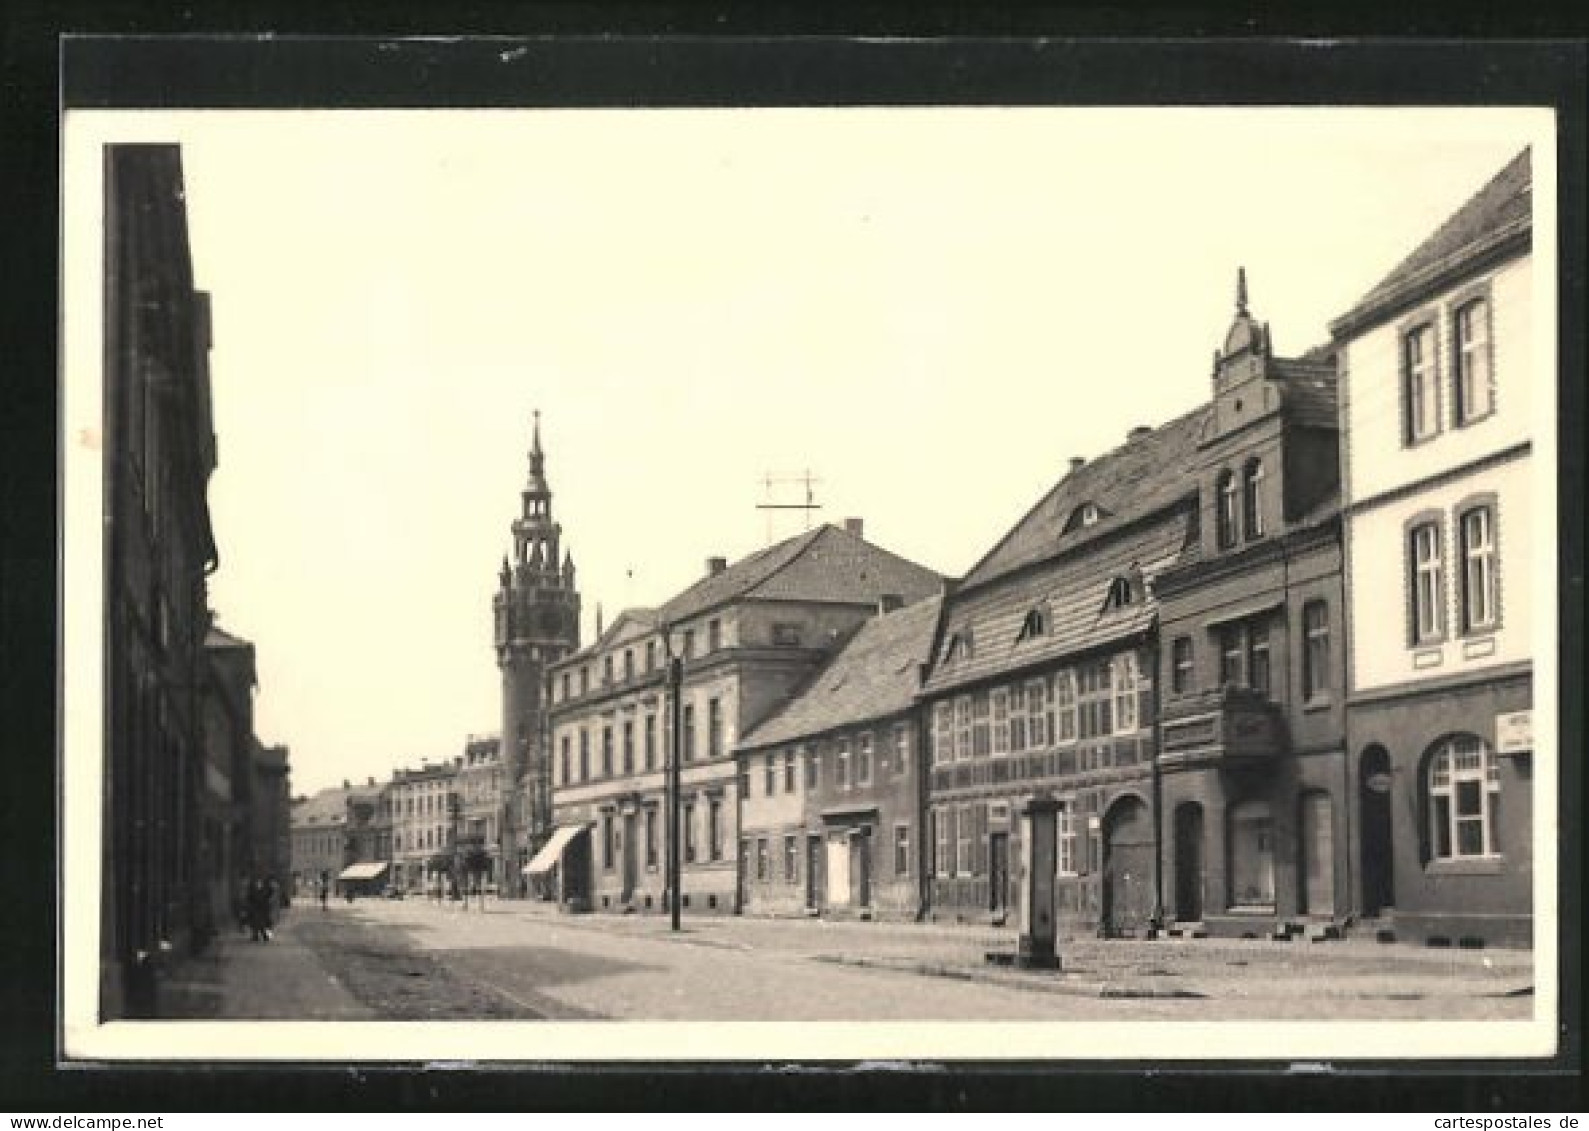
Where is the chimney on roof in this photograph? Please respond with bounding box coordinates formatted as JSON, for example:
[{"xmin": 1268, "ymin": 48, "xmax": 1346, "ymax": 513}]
[
  {"xmin": 878, "ymin": 593, "xmax": 903, "ymax": 615},
  {"xmin": 1128, "ymin": 425, "xmax": 1152, "ymax": 442},
  {"xmin": 1068, "ymin": 457, "xmax": 1086, "ymax": 473},
  {"xmin": 342, "ymin": 779, "xmax": 350, "ymax": 790},
  {"xmin": 843, "ymin": 517, "xmax": 864, "ymax": 538},
  {"xmin": 706, "ymin": 556, "xmax": 728, "ymax": 577},
  {"xmin": 367, "ymin": 776, "xmax": 375, "ymax": 786}
]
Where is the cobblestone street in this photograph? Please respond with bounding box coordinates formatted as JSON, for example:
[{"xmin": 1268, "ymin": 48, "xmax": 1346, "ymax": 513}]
[{"xmin": 158, "ymin": 897, "xmax": 1536, "ymax": 1024}]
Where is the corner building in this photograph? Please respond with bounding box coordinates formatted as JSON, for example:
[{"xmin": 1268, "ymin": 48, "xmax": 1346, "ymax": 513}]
[
  {"xmin": 543, "ymin": 521, "xmax": 941, "ymax": 915},
  {"xmin": 1331, "ymin": 149, "xmax": 1535, "ymax": 947}
]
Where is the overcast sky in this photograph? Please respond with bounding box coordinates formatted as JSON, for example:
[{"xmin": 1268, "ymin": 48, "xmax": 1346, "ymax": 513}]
[{"xmin": 68, "ymin": 107, "xmax": 1545, "ymax": 796}]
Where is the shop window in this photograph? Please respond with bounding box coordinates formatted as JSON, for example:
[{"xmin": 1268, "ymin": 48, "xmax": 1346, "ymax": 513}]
[{"xmin": 1426, "ymin": 734, "xmax": 1500, "ymax": 860}]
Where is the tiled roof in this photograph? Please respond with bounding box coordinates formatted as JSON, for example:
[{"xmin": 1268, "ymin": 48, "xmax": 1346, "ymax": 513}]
[
  {"xmin": 740, "ymin": 595, "xmax": 943, "ymax": 749},
  {"xmin": 961, "ymin": 405, "xmax": 1207, "ymax": 591},
  {"xmin": 292, "ymin": 786, "xmax": 353, "ymax": 828},
  {"xmin": 923, "ymin": 509, "xmax": 1193, "ymax": 697},
  {"xmin": 657, "ymin": 523, "xmax": 941, "ymax": 625},
  {"xmin": 1278, "ymin": 359, "xmax": 1339, "ymax": 430},
  {"xmin": 1331, "ymin": 148, "xmax": 1531, "ymax": 336}
]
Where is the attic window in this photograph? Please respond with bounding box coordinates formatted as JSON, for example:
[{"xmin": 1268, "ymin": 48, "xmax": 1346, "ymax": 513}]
[
  {"xmin": 1103, "ymin": 576, "xmax": 1134, "ymax": 611},
  {"xmin": 1063, "ymin": 502, "xmax": 1103, "ymax": 533},
  {"xmin": 942, "ymin": 630, "xmax": 973, "ymax": 664},
  {"xmin": 1016, "ymin": 607, "xmax": 1047, "ymax": 643}
]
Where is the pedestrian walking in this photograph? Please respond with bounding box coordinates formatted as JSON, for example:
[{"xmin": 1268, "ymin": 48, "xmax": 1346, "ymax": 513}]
[
  {"xmin": 245, "ymin": 877, "xmax": 273, "ymax": 942},
  {"xmin": 319, "ymin": 869, "xmax": 330, "ymax": 910}
]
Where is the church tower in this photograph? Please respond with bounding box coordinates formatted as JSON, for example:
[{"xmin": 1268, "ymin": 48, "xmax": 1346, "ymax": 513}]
[{"xmin": 493, "ymin": 411, "xmax": 581, "ymax": 885}]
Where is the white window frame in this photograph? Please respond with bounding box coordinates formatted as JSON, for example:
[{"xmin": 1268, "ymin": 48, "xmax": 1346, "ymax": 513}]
[
  {"xmin": 1428, "ymin": 735, "xmax": 1501, "ymax": 860},
  {"xmin": 1412, "ymin": 521, "xmax": 1446, "ymax": 643},
  {"xmin": 990, "ymin": 687, "xmax": 1010, "ymax": 755},
  {"xmin": 1112, "ymin": 653, "xmax": 1138, "ymax": 733},
  {"xmin": 1405, "ymin": 322, "xmax": 1441, "ymax": 443},
  {"xmin": 1454, "ymin": 296, "xmax": 1493, "ymax": 425},
  {"xmin": 857, "ymin": 732, "xmax": 873, "ymax": 787},
  {"xmin": 1460, "ymin": 506, "xmax": 1498, "ymax": 633}
]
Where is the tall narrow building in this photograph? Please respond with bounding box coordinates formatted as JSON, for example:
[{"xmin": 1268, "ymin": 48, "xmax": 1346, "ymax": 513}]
[{"xmin": 493, "ymin": 412, "xmax": 581, "ymax": 893}]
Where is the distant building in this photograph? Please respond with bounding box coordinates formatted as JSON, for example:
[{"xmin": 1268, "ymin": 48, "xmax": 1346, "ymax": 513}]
[
  {"xmin": 493, "ymin": 412, "xmax": 582, "ymax": 893},
  {"xmin": 290, "ymin": 778, "xmax": 384, "ymax": 896},
  {"xmin": 102, "ymin": 143, "xmax": 220, "ymax": 1017},
  {"xmin": 455, "ymin": 735, "xmax": 507, "ymax": 887},
  {"xmin": 387, "ymin": 761, "xmax": 459, "ymax": 893},
  {"xmin": 1331, "ymin": 149, "xmax": 1535, "ymax": 947},
  {"xmin": 542, "ymin": 520, "xmax": 942, "ymax": 915},
  {"xmin": 738, "ymin": 594, "xmax": 942, "ymax": 920},
  {"xmin": 199, "ymin": 625, "xmax": 259, "ymax": 936},
  {"xmin": 1154, "ymin": 275, "xmax": 1350, "ymax": 937}
]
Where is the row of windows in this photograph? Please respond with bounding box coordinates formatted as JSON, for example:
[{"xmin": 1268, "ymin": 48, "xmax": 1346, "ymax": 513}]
[
  {"xmin": 1403, "ymin": 293, "xmax": 1495, "ymax": 445},
  {"xmin": 598, "ymin": 796, "xmax": 726, "ymax": 869},
  {"xmin": 930, "ymin": 655, "xmax": 1141, "ymax": 764},
  {"xmin": 561, "ymin": 616, "xmax": 805, "ymax": 703},
  {"xmin": 744, "ymin": 726, "xmax": 912, "ymax": 798},
  {"xmin": 391, "ymin": 825, "xmax": 452, "ymax": 854},
  {"xmin": 1169, "ymin": 602, "xmax": 1333, "ymax": 701},
  {"xmin": 745, "ymin": 827, "xmax": 914, "ymax": 884},
  {"xmin": 557, "ymin": 698, "xmax": 724, "ymax": 786},
  {"xmin": 1408, "ymin": 502, "xmax": 1500, "ymax": 646},
  {"xmin": 930, "ymin": 802, "xmax": 1078, "ymax": 878}
]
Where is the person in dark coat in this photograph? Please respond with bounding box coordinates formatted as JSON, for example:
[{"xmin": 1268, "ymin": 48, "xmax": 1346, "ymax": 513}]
[{"xmin": 245, "ymin": 878, "xmax": 273, "ymax": 942}]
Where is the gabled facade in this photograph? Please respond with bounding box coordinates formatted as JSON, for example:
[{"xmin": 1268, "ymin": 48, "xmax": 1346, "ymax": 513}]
[
  {"xmin": 1153, "ymin": 274, "xmax": 1351, "ymax": 938},
  {"xmin": 1330, "ymin": 149, "xmax": 1535, "ymax": 947},
  {"xmin": 919, "ymin": 418, "xmax": 1202, "ymax": 935},
  {"xmin": 737, "ymin": 594, "xmax": 942, "ymax": 921},
  {"xmin": 544, "ymin": 521, "xmax": 941, "ymax": 915}
]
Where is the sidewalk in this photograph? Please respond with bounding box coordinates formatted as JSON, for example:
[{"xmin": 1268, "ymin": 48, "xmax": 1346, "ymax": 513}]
[
  {"xmin": 157, "ymin": 906, "xmax": 376, "ymax": 1020},
  {"xmin": 450, "ymin": 896, "xmax": 1535, "ymax": 1004}
]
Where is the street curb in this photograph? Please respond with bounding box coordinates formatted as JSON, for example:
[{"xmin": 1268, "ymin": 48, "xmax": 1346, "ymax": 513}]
[{"xmin": 811, "ymin": 954, "xmax": 1207, "ymax": 1000}]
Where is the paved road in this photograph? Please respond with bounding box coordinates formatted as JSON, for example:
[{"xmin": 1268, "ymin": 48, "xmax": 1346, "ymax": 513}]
[{"xmin": 276, "ymin": 898, "xmax": 1532, "ymax": 1023}]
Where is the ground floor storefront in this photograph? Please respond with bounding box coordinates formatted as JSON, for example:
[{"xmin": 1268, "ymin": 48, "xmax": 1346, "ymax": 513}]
[
  {"xmin": 1157, "ymin": 750, "xmax": 1350, "ymax": 938},
  {"xmin": 1346, "ymin": 666, "xmax": 1533, "ymax": 947}
]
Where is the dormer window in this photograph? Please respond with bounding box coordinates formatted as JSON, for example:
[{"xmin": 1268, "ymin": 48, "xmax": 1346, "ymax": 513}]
[
  {"xmin": 942, "ymin": 630, "xmax": 973, "ymax": 664},
  {"xmin": 1063, "ymin": 502, "xmax": 1104, "ymax": 534},
  {"xmin": 1104, "ymin": 576, "xmax": 1134, "ymax": 611},
  {"xmin": 1016, "ymin": 607, "xmax": 1047, "ymax": 643}
]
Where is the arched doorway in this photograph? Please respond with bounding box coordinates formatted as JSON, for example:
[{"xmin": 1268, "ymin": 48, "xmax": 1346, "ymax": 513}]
[
  {"xmin": 1298, "ymin": 790, "xmax": 1335, "ymax": 917},
  {"xmin": 1359, "ymin": 745, "xmax": 1394, "ymax": 917},
  {"xmin": 1102, "ymin": 795, "xmax": 1155, "ymax": 936},
  {"xmin": 1172, "ymin": 802, "xmax": 1205, "ymax": 923}
]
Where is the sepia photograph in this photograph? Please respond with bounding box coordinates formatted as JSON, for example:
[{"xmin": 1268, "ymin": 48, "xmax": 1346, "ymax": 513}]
[{"xmin": 57, "ymin": 41, "xmax": 1564, "ymax": 1066}]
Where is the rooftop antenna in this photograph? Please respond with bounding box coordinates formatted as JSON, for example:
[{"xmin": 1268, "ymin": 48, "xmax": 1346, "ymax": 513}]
[{"xmin": 755, "ymin": 469, "xmax": 823, "ymax": 544}]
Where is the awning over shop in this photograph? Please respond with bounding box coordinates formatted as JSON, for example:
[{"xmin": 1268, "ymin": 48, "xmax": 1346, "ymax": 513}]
[
  {"xmin": 523, "ymin": 824, "xmax": 588, "ymax": 876},
  {"xmin": 337, "ymin": 862, "xmax": 389, "ymax": 882}
]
